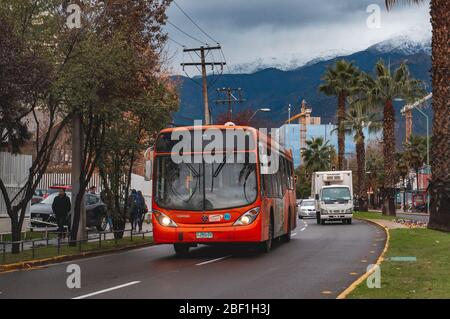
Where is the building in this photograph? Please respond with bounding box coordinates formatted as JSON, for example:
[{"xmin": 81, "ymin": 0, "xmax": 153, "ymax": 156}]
[{"xmin": 277, "ymin": 123, "xmax": 381, "ymax": 168}]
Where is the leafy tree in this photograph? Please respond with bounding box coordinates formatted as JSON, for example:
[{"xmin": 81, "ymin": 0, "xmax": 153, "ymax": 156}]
[
  {"xmin": 365, "ymin": 60, "xmax": 424, "ymax": 216},
  {"xmin": 342, "ymin": 101, "xmax": 381, "ymax": 211},
  {"xmin": 366, "ymin": 142, "xmax": 385, "ymax": 209},
  {"xmin": 404, "ymin": 135, "xmax": 427, "ymax": 191},
  {"xmin": 319, "ymin": 60, "xmax": 361, "ymax": 170},
  {"xmin": 294, "ymin": 166, "xmax": 312, "ymax": 199},
  {"xmin": 385, "ymin": 0, "xmax": 450, "ymax": 232},
  {"xmin": 301, "ymin": 137, "xmax": 336, "ymax": 173}
]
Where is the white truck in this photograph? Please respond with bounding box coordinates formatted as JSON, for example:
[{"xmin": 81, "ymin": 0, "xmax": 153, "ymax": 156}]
[{"xmin": 311, "ymin": 171, "xmax": 354, "ymax": 225}]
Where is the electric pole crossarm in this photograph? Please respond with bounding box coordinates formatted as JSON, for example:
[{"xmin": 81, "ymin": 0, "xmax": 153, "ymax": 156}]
[
  {"xmin": 181, "ymin": 62, "xmax": 226, "ymax": 66},
  {"xmin": 183, "ymin": 46, "xmax": 222, "ymax": 52}
]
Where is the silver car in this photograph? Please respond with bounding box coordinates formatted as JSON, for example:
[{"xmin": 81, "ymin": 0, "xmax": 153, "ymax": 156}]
[{"xmin": 298, "ymin": 199, "xmax": 316, "ymax": 219}]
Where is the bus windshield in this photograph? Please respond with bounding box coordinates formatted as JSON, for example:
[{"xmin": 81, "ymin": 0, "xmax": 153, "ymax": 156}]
[
  {"xmin": 321, "ymin": 187, "xmax": 351, "ymax": 204},
  {"xmin": 155, "ymin": 155, "xmax": 258, "ymax": 211}
]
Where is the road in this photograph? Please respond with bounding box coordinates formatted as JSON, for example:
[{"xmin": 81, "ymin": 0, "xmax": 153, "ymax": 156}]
[{"xmin": 0, "ymin": 219, "xmax": 385, "ymax": 299}]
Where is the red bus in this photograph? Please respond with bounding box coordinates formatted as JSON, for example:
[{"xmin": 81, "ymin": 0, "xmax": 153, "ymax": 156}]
[{"xmin": 152, "ymin": 124, "xmax": 297, "ymax": 255}]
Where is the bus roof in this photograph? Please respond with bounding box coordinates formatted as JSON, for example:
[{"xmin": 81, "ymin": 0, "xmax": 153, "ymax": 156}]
[{"xmin": 157, "ymin": 125, "xmax": 293, "ymax": 160}]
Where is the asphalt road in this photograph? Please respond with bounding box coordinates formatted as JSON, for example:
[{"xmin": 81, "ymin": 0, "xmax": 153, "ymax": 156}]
[{"xmin": 0, "ymin": 219, "xmax": 385, "ymax": 299}]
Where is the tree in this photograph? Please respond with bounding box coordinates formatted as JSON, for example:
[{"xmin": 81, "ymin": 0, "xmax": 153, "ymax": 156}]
[
  {"xmin": 319, "ymin": 60, "xmax": 361, "ymax": 170},
  {"xmin": 385, "ymin": 0, "xmax": 450, "ymax": 231},
  {"xmin": 0, "ymin": 18, "xmax": 49, "ymax": 153},
  {"xmin": 395, "ymin": 151, "xmax": 410, "ymax": 210},
  {"xmin": 0, "ymin": 2, "xmax": 81, "ymax": 253},
  {"xmin": 404, "ymin": 135, "xmax": 427, "ymax": 191},
  {"xmin": 301, "ymin": 137, "xmax": 336, "ymax": 173},
  {"xmin": 365, "ymin": 61, "xmax": 424, "ymax": 216},
  {"xmin": 341, "ymin": 101, "xmax": 381, "ymax": 212},
  {"xmin": 294, "ymin": 166, "xmax": 312, "ymax": 199},
  {"xmin": 98, "ymin": 78, "xmax": 177, "ymax": 238},
  {"xmin": 366, "ymin": 142, "xmax": 385, "ymax": 209}
]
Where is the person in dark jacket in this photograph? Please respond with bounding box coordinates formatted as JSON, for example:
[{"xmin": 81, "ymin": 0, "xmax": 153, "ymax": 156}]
[
  {"xmin": 137, "ymin": 191, "xmax": 147, "ymax": 232},
  {"xmin": 52, "ymin": 189, "xmax": 71, "ymax": 238}
]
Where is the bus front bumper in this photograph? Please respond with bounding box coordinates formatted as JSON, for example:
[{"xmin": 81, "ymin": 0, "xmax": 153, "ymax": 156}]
[{"xmin": 152, "ymin": 221, "xmax": 263, "ymax": 244}]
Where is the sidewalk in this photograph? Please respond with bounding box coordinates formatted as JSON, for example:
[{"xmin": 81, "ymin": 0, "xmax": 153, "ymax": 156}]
[{"xmin": 2, "ymin": 222, "xmax": 153, "ymax": 253}]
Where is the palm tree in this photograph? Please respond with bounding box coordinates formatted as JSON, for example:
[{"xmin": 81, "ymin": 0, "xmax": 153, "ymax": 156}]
[
  {"xmin": 301, "ymin": 137, "xmax": 336, "ymax": 173},
  {"xmin": 342, "ymin": 102, "xmax": 381, "ymax": 212},
  {"xmin": 386, "ymin": 0, "xmax": 450, "ymax": 233},
  {"xmin": 404, "ymin": 135, "xmax": 427, "ymax": 191},
  {"xmin": 319, "ymin": 60, "xmax": 361, "ymax": 170},
  {"xmin": 365, "ymin": 61, "xmax": 424, "ymax": 216}
]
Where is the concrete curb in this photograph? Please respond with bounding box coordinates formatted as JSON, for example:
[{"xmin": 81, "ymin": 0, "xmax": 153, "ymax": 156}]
[
  {"xmin": 336, "ymin": 218, "xmax": 390, "ymax": 299},
  {"xmin": 0, "ymin": 241, "xmax": 154, "ymax": 273}
]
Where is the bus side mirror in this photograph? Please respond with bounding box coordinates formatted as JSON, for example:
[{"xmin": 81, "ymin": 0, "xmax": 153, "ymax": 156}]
[{"xmin": 315, "ymin": 194, "xmax": 319, "ymax": 200}]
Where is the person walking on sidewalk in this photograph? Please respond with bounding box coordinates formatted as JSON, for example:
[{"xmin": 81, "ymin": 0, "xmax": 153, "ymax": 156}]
[
  {"xmin": 52, "ymin": 189, "xmax": 71, "ymax": 238},
  {"xmin": 137, "ymin": 191, "xmax": 147, "ymax": 232}
]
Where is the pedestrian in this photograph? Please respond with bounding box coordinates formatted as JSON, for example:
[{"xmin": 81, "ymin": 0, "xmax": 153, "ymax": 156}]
[
  {"xmin": 52, "ymin": 189, "xmax": 71, "ymax": 238},
  {"xmin": 88, "ymin": 186, "xmax": 97, "ymax": 194},
  {"xmin": 128, "ymin": 189, "xmax": 139, "ymax": 231},
  {"xmin": 137, "ymin": 191, "xmax": 147, "ymax": 232}
]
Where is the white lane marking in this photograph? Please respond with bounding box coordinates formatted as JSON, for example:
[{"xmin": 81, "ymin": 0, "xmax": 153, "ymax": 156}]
[
  {"xmin": 73, "ymin": 281, "xmax": 141, "ymax": 299},
  {"xmin": 196, "ymin": 255, "xmax": 231, "ymax": 266},
  {"xmin": 291, "ymin": 232, "xmax": 298, "ymax": 237},
  {"xmin": 300, "ymin": 227, "xmax": 306, "ymax": 231}
]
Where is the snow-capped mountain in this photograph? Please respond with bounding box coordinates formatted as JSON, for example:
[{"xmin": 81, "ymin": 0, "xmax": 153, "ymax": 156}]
[
  {"xmin": 369, "ymin": 25, "xmax": 431, "ymax": 55},
  {"xmin": 228, "ymin": 25, "xmax": 431, "ymax": 74}
]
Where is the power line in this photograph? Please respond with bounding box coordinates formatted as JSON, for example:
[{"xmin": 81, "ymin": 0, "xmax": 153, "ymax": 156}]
[
  {"xmin": 167, "ymin": 21, "xmax": 208, "ymax": 45},
  {"xmin": 173, "ymin": 0, "xmax": 219, "ymax": 44},
  {"xmin": 167, "ymin": 36, "xmax": 186, "ymax": 48}
]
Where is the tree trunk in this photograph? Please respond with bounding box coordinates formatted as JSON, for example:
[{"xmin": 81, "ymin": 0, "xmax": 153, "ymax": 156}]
[
  {"xmin": 337, "ymin": 93, "xmax": 346, "ymax": 170},
  {"xmin": 356, "ymin": 134, "xmax": 368, "ymax": 212},
  {"xmin": 10, "ymin": 217, "xmax": 21, "ymax": 254},
  {"xmin": 428, "ymin": 0, "xmax": 450, "ymax": 231},
  {"xmin": 383, "ymin": 99, "xmax": 396, "ymax": 216}
]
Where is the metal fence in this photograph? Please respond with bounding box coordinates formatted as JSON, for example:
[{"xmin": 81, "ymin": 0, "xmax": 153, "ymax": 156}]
[
  {"xmin": 0, "ymin": 152, "xmax": 32, "ymax": 219},
  {"xmin": 1, "ymin": 228, "xmax": 153, "ymax": 265},
  {"xmin": 36, "ymin": 172, "xmax": 102, "ymax": 191}
]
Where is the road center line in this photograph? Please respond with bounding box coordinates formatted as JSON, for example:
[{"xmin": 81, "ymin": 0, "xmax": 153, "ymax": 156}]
[
  {"xmin": 73, "ymin": 281, "xmax": 141, "ymax": 299},
  {"xmin": 300, "ymin": 227, "xmax": 306, "ymax": 231},
  {"xmin": 196, "ymin": 255, "xmax": 231, "ymax": 266},
  {"xmin": 291, "ymin": 232, "xmax": 298, "ymax": 237}
]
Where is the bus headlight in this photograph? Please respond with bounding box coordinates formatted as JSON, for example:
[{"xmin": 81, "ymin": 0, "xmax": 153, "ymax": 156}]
[
  {"xmin": 233, "ymin": 208, "xmax": 260, "ymax": 226},
  {"xmin": 153, "ymin": 211, "xmax": 178, "ymax": 227}
]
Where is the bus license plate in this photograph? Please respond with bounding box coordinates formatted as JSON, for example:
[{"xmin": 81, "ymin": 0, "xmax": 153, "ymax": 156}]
[{"xmin": 196, "ymin": 232, "xmax": 213, "ymax": 239}]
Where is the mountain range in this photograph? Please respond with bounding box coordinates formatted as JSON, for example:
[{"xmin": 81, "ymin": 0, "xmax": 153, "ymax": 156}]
[{"xmin": 172, "ymin": 29, "xmax": 432, "ymax": 144}]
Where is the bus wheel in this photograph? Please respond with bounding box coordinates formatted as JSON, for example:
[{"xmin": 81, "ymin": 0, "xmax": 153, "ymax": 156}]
[
  {"xmin": 174, "ymin": 244, "xmax": 190, "ymax": 257},
  {"xmin": 260, "ymin": 219, "xmax": 273, "ymax": 253},
  {"xmin": 282, "ymin": 215, "xmax": 292, "ymax": 243}
]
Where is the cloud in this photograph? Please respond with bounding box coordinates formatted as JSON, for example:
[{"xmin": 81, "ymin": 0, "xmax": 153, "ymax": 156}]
[{"xmin": 165, "ymin": 0, "xmax": 430, "ymax": 74}]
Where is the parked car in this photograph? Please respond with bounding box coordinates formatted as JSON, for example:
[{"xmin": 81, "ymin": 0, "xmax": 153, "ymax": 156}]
[
  {"xmin": 43, "ymin": 185, "xmax": 72, "ymax": 199},
  {"xmin": 31, "ymin": 189, "xmax": 47, "ymax": 205},
  {"xmin": 298, "ymin": 199, "xmax": 316, "ymax": 219},
  {"xmin": 30, "ymin": 192, "xmax": 108, "ymax": 231}
]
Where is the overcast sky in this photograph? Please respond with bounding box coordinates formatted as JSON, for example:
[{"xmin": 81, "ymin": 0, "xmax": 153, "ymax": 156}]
[{"xmin": 164, "ymin": 0, "xmax": 430, "ymax": 75}]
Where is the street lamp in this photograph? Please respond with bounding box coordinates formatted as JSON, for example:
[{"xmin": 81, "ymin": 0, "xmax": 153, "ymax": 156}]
[
  {"xmin": 396, "ymin": 97, "xmax": 431, "ymax": 214},
  {"xmin": 249, "ymin": 108, "xmax": 271, "ymax": 122}
]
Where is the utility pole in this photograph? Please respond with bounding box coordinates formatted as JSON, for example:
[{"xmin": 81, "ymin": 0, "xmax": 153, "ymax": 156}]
[
  {"xmin": 181, "ymin": 46, "xmax": 225, "ymax": 125},
  {"xmin": 215, "ymin": 88, "xmax": 246, "ymax": 121}
]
